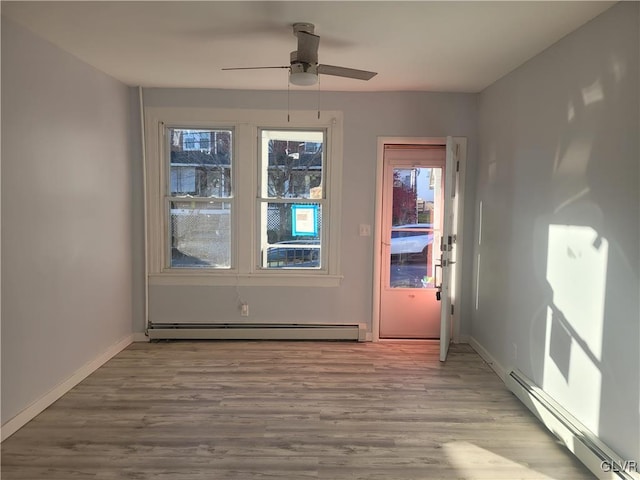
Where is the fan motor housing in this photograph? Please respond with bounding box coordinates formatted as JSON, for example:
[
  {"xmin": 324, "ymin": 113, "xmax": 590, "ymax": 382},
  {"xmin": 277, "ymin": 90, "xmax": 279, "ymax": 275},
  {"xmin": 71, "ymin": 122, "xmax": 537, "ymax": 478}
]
[
  {"xmin": 290, "ymin": 50, "xmax": 318, "ymax": 67},
  {"xmin": 290, "ymin": 62, "xmax": 318, "ymax": 75}
]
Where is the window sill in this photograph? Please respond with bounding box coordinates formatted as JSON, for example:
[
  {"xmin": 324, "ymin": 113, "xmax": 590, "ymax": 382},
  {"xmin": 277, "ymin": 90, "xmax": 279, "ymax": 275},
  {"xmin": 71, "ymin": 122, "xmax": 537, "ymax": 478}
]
[{"xmin": 149, "ymin": 272, "xmax": 343, "ymax": 287}]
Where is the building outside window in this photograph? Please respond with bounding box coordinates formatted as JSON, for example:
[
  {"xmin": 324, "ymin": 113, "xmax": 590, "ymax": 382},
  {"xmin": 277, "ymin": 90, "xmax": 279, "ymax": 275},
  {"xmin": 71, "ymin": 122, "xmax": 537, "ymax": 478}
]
[{"xmin": 181, "ymin": 130, "xmax": 211, "ymax": 152}]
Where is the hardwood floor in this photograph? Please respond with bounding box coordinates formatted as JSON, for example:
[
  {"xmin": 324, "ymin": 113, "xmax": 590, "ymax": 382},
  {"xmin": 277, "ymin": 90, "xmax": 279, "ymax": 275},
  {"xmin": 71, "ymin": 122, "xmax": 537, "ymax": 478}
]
[{"xmin": 1, "ymin": 341, "xmax": 594, "ymax": 479}]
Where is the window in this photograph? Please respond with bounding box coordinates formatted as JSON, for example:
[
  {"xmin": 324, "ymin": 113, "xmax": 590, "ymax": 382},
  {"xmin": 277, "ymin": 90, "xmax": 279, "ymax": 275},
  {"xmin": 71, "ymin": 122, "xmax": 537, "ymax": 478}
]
[
  {"xmin": 144, "ymin": 108, "xmax": 343, "ymax": 286},
  {"xmin": 168, "ymin": 128, "xmax": 233, "ymax": 268},
  {"xmin": 304, "ymin": 141, "xmax": 322, "ymax": 154},
  {"xmin": 182, "ymin": 130, "xmax": 212, "ymax": 152},
  {"xmin": 259, "ymin": 130, "xmax": 324, "ymax": 269}
]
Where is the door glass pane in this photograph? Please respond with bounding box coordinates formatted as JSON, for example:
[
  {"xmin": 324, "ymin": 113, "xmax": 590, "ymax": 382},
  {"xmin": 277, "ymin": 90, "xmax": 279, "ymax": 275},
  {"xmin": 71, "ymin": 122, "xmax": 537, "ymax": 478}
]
[
  {"xmin": 170, "ymin": 201, "xmax": 231, "ymax": 268},
  {"xmin": 169, "ymin": 128, "xmax": 232, "ymax": 197},
  {"xmin": 389, "ymin": 167, "xmax": 442, "ymax": 288}
]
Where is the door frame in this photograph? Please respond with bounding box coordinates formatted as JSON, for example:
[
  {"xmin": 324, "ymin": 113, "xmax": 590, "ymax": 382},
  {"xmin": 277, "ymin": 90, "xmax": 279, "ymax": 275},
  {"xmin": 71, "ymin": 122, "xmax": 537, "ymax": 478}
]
[{"xmin": 373, "ymin": 136, "xmax": 467, "ymax": 342}]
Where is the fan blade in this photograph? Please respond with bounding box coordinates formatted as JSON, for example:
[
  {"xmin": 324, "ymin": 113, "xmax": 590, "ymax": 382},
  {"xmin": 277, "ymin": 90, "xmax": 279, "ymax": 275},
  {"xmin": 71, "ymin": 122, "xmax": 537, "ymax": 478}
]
[
  {"xmin": 222, "ymin": 66, "xmax": 289, "ymax": 71},
  {"xmin": 317, "ymin": 64, "xmax": 377, "ymax": 81},
  {"xmin": 297, "ymin": 31, "xmax": 319, "ymax": 64}
]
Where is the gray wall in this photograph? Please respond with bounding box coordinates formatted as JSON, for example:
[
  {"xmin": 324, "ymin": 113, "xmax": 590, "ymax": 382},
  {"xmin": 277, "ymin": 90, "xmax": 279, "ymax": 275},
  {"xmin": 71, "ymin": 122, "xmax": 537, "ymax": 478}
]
[
  {"xmin": 1, "ymin": 18, "xmax": 135, "ymax": 424},
  {"xmin": 142, "ymin": 89, "xmax": 478, "ymax": 338},
  {"xmin": 473, "ymin": 2, "xmax": 639, "ymax": 460}
]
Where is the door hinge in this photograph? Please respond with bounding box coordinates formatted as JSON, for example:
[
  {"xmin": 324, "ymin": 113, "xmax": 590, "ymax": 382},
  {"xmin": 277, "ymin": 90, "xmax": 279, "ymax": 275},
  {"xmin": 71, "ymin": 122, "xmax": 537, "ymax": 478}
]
[
  {"xmin": 451, "ymin": 304, "xmax": 455, "ymax": 315},
  {"xmin": 456, "ymin": 160, "xmax": 460, "ymax": 172}
]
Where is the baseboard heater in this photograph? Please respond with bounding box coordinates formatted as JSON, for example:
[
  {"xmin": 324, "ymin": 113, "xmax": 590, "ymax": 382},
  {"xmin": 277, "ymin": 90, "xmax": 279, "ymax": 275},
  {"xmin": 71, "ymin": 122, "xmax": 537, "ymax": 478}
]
[
  {"xmin": 148, "ymin": 322, "xmax": 366, "ymax": 341},
  {"xmin": 506, "ymin": 369, "xmax": 638, "ymax": 480}
]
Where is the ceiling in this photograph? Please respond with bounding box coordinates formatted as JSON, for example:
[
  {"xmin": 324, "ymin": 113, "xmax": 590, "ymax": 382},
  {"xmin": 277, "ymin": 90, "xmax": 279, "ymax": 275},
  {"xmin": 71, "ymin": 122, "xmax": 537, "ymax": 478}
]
[{"xmin": 2, "ymin": 1, "xmax": 614, "ymax": 92}]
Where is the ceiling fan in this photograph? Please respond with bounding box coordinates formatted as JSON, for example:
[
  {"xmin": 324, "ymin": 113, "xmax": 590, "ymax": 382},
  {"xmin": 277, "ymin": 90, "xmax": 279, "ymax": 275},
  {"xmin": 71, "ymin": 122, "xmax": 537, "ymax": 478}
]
[{"xmin": 222, "ymin": 23, "xmax": 377, "ymax": 86}]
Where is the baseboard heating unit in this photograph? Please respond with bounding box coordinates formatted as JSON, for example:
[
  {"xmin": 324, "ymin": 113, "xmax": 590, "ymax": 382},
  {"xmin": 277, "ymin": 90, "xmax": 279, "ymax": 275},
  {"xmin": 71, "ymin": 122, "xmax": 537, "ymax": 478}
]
[
  {"xmin": 148, "ymin": 323, "xmax": 366, "ymax": 341},
  {"xmin": 506, "ymin": 369, "xmax": 638, "ymax": 480}
]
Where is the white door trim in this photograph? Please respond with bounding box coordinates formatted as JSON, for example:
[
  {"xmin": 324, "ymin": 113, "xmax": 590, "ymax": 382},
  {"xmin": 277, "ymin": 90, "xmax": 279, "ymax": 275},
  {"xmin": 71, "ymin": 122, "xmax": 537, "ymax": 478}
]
[{"xmin": 373, "ymin": 136, "xmax": 466, "ymax": 343}]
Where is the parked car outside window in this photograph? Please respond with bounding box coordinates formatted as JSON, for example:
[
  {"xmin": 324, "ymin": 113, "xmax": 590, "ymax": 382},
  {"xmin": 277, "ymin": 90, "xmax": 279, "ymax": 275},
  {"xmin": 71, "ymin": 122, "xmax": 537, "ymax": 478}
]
[
  {"xmin": 265, "ymin": 240, "xmax": 320, "ymax": 268},
  {"xmin": 391, "ymin": 223, "xmax": 433, "ymax": 262}
]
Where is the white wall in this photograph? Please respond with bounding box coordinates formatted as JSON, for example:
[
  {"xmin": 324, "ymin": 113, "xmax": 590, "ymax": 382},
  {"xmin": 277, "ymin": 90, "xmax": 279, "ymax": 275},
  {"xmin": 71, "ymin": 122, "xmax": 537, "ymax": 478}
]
[
  {"xmin": 474, "ymin": 2, "xmax": 639, "ymax": 461},
  {"xmin": 1, "ymin": 18, "xmax": 135, "ymax": 424},
  {"xmin": 142, "ymin": 89, "xmax": 478, "ymax": 338}
]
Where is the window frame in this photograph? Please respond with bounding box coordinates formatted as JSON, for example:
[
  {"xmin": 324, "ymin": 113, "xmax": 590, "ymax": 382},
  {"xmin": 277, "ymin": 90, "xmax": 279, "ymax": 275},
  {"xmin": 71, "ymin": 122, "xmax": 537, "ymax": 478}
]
[
  {"xmin": 257, "ymin": 128, "xmax": 327, "ymax": 272},
  {"xmin": 144, "ymin": 107, "xmax": 343, "ymax": 287},
  {"xmin": 166, "ymin": 126, "xmax": 235, "ymax": 270}
]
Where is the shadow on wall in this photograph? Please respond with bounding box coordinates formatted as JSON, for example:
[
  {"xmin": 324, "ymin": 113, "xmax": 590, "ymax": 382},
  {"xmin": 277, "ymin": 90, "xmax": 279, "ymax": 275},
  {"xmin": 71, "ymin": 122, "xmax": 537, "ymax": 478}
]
[{"xmin": 527, "ymin": 43, "xmax": 639, "ymax": 459}]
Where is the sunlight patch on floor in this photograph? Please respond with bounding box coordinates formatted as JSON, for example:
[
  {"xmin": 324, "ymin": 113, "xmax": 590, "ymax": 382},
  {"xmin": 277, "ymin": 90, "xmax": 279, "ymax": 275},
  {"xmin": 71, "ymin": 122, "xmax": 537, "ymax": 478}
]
[{"xmin": 443, "ymin": 441, "xmax": 560, "ymax": 480}]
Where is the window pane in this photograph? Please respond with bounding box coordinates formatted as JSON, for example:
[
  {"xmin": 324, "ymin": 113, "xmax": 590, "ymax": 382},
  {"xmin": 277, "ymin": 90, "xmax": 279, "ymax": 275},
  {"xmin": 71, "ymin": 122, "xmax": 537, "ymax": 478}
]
[
  {"xmin": 261, "ymin": 130, "xmax": 323, "ymax": 199},
  {"xmin": 170, "ymin": 201, "xmax": 231, "ymax": 268},
  {"xmin": 260, "ymin": 202, "xmax": 321, "ymax": 269},
  {"xmin": 169, "ymin": 128, "xmax": 232, "ymax": 197}
]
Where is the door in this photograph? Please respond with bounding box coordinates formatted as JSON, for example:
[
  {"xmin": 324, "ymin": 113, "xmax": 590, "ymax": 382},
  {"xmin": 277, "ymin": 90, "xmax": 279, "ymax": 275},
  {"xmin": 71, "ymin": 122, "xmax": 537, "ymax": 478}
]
[
  {"xmin": 439, "ymin": 137, "xmax": 459, "ymax": 361},
  {"xmin": 379, "ymin": 146, "xmax": 445, "ymax": 338}
]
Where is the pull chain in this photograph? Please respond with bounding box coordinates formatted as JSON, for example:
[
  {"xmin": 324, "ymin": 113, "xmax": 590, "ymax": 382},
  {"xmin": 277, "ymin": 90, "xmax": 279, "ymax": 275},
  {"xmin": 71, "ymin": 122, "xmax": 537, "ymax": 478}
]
[
  {"xmin": 317, "ymin": 75, "xmax": 321, "ymax": 119},
  {"xmin": 287, "ymin": 76, "xmax": 291, "ymax": 123}
]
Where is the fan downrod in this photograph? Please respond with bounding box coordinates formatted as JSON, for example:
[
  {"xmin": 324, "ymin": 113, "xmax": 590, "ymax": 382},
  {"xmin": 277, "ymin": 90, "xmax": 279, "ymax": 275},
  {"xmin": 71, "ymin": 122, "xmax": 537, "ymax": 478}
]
[{"xmin": 292, "ymin": 23, "xmax": 315, "ymax": 36}]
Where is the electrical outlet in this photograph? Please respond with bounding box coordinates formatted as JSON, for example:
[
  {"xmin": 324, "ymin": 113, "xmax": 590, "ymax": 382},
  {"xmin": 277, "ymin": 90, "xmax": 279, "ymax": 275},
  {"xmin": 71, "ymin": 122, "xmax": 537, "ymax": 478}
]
[{"xmin": 241, "ymin": 303, "xmax": 249, "ymax": 316}]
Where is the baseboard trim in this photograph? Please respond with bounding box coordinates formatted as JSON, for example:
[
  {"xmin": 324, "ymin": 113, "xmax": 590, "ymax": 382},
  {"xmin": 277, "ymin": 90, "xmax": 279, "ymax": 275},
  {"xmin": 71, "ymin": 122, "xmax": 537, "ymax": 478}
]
[
  {"xmin": 468, "ymin": 336, "xmax": 507, "ymax": 381},
  {"xmin": 467, "ymin": 338, "xmax": 637, "ymax": 480},
  {"xmin": 506, "ymin": 370, "xmax": 639, "ymax": 480},
  {"xmin": 1, "ymin": 334, "xmax": 134, "ymax": 442},
  {"xmin": 133, "ymin": 332, "xmax": 149, "ymax": 342}
]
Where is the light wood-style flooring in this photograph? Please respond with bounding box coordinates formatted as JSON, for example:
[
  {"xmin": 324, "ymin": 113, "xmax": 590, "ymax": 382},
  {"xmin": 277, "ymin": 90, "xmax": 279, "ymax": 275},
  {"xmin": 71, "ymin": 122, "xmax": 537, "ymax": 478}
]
[{"xmin": 1, "ymin": 341, "xmax": 594, "ymax": 479}]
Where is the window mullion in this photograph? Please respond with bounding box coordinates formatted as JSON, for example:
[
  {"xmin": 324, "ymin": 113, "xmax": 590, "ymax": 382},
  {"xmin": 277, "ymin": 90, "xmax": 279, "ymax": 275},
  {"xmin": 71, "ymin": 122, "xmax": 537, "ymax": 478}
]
[{"xmin": 235, "ymin": 122, "xmax": 255, "ymax": 274}]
